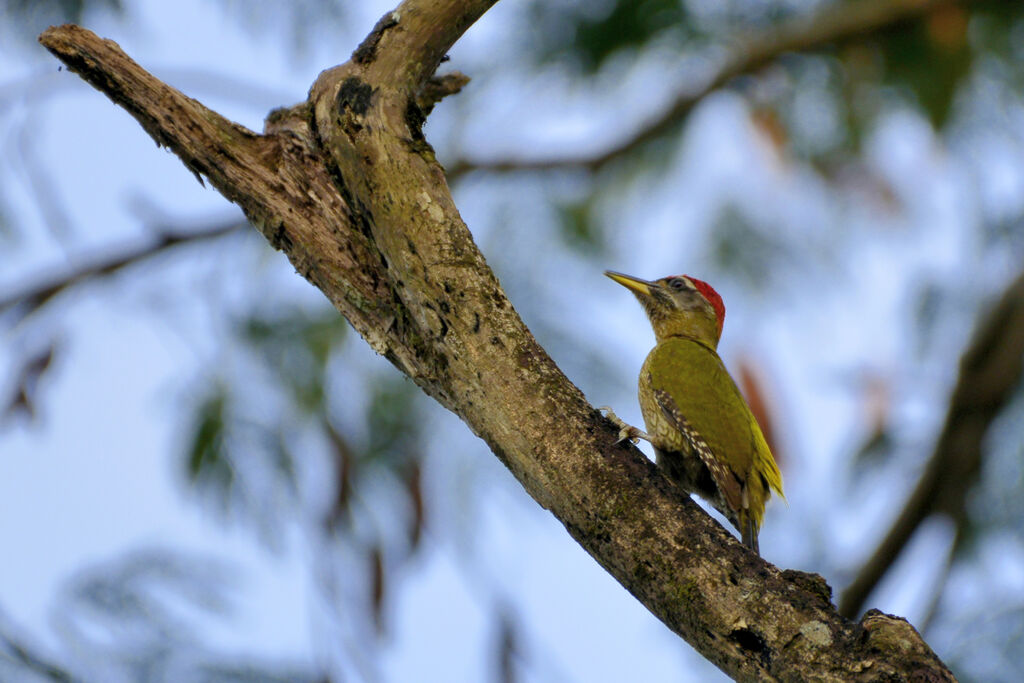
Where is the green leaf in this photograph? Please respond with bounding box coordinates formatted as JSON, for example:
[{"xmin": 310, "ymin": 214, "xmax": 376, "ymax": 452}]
[
  {"xmin": 877, "ymin": 6, "xmax": 973, "ymax": 128},
  {"xmin": 529, "ymin": 0, "xmax": 689, "ymax": 72},
  {"xmin": 186, "ymin": 387, "xmax": 232, "ymax": 494},
  {"xmin": 573, "ymin": 0, "xmax": 687, "ymax": 72},
  {"xmin": 556, "ymin": 198, "xmax": 603, "ymax": 253},
  {"xmin": 238, "ymin": 308, "xmax": 347, "ymax": 413},
  {"xmin": 709, "ymin": 204, "xmax": 788, "ymax": 288},
  {"xmin": 365, "ymin": 376, "xmax": 420, "ymax": 466}
]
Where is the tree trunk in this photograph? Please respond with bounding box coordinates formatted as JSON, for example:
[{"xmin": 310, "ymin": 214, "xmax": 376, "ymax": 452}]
[{"xmin": 38, "ymin": 1, "xmax": 957, "ymax": 680}]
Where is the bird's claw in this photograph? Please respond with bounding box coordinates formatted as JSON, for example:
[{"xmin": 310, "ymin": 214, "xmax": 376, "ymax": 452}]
[
  {"xmin": 616, "ymin": 428, "xmax": 641, "ymax": 444},
  {"xmin": 598, "ymin": 406, "xmax": 641, "ymax": 444}
]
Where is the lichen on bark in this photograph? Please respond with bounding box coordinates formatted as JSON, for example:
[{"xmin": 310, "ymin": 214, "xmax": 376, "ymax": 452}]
[{"xmin": 37, "ymin": 1, "xmax": 957, "ymax": 679}]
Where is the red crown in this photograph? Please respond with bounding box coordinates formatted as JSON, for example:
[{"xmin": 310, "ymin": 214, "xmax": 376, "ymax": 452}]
[{"xmin": 681, "ymin": 275, "xmax": 725, "ymax": 332}]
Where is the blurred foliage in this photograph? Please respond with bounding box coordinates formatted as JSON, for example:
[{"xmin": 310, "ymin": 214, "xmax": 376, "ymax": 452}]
[
  {"xmin": 64, "ymin": 551, "xmax": 232, "ymax": 636},
  {"xmin": 0, "ymin": 199, "xmax": 11, "ymax": 242},
  {"xmin": 240, "ymin": 309, "xmax": 347, "ymax": 413},
  {"xmin": 875, "ymin": 5, "xmax": 972, "ymax": 128},
  {"xmin": 555, "ymin": 198, "xmax": 604, "ymax": 253},
  {"xmin": 525, "ymin": 0, "xmax": 1024, "ymax": 274},
  {"xmin": 984, "ymin": 213, "xmax": 1024, "ymax": 252},
  {"xmin": 849, "ymin": 426, "xmax": 895, "ymax": 473},
  {"xmin": 182, "ymin": 309, "xmax": 349, "ymax": 536},
  {"xmin": 528, "ymin": 0, "xmax": 690, "ymax": 72},
  {"xmin": 944, "ymin": 603, "xmax": 1024, "ymax": 683},
  {"xmin": 523, "ymin": 6, "xmax": 1024, "ymax": 679},
  {"xmin": 181, "ymin": 300, "xmax": 427, "ymax": 648},
  {"xmin": 219, "ymin": 0, "xmax": 350, "ymax": 53},
  {"xmin": 1, "ymin": 0, "xmax": 122, "ymax": 27},
  {"xmin": 0, "ymin": 624, "xmax": 72, "ymax": 682},
  {"xmin": 709, "ymin": 204, "xmax": 789, "ymax": 289},
  {"xmin": 0, "ymin": 0, "xmax": 122, "ymax": 54},
  {"xmin": 364, "ymin": 373, "xmax": 421, "ymax": 466},
  {"xmin": 967, "ymin": 2, "xmax": 1024, "ymax": 73},
  {"xmin": 186, "ymin": 386, "xmax": 232, "ymax": 493},
  {"xmin": 3, "ymin": 0, "xmax": 1024, "ymax": 680},
  {"xmin": 1, "ymin": 341, "xmax": 57, "ymax": 426},
  {"xmin": 48, "ymin": 550, "xmax": 319, "ymax": 682},
  {"xmin": 0, "ymin": 0, "xmax": 351, "ymax": 55},
  {"xmin": 969, "ymin": 382, "xmax": 1024, "ymax": 542},
  {"xmin": 914, "ymin": 281, "xmax": 945, "ymax": 357}
]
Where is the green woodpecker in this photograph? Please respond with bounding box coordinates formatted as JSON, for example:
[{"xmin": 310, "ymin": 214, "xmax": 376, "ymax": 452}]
[{"xmin": 602, "ymin": 270, "xmax": 784, "ymax": 554}]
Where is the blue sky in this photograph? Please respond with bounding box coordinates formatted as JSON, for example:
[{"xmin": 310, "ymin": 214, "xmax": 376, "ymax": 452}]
[
  {"xmin": 0, "ymin": 1, "xmax": 715, "ymax": 679},
  {"xmin": 3, "ymin": 0, "xmax": 1023, "ymax": 680}
]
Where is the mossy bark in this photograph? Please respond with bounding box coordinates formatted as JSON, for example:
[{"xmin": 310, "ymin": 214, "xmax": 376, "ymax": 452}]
[{"xmin": 39, "ymin": 2, "xmax": 956, "ymax": 680}]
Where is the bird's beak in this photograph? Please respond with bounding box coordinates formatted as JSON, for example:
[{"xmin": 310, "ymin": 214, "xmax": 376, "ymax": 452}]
[{"xmin": 604, "ymin": 270, "xmax": 654, "ymax": 296}]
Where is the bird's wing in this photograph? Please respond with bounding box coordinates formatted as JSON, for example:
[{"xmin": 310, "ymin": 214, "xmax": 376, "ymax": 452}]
[{"xmin": 650, "ymin": 386, "xmax": 744, "ymax": 517}]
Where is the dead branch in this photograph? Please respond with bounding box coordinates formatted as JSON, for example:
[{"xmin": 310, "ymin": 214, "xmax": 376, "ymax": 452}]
[{"xmin": 38, "ymin": 3, "xmax": 955, "ymax": 679}]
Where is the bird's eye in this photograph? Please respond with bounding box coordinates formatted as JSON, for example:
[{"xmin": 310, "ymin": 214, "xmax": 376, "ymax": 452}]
[{"xmin": 669, "ymin": 277, "xmax": 687, "ymax": 291}]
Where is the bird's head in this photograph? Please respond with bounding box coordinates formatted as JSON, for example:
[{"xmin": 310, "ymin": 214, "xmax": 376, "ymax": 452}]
[{"xmin": 605, "ymin": 270, "xmax": 725, "ymax": 347}]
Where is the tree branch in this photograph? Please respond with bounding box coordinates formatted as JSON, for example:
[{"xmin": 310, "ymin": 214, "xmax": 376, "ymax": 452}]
[
  {"xmin": 38, "ymin": 2, "xmax": 955, "ymax": 678},
  {"xmin": 446, "ymin": 0, "xmax": 973, "ymax": 178},
  {"xmin": 417, "ymin": 71, "xmax": 471, "ymax": 115},
  {"xmin": 0, "ymin": 219, "xmax": 243, "ymax": 323},
  {"xmin": 0, "ymin": 631, "xmax": 71, "ymax": 682},
  {"xmin": 839, "ymin": 271, "xmax": 1024, "ymax": 619}
]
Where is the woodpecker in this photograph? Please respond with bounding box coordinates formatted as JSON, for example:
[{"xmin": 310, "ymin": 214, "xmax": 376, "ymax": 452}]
[{"xmin": 601, "ymin": 270, "xmax": 784, "ymax": 554}]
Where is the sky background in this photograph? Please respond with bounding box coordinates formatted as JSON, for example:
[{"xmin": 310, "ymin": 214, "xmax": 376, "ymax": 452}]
[
  {"xmin": 2, "ymin": 0, "xmax": 1023, "ymax": 681},
  {"xmin": 0, "ymin": 2, "xmax": 712, "ymax": 679}
]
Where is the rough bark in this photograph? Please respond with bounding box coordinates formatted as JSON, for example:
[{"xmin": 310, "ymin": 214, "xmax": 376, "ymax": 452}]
[{"xmin": 38, "ymin": 2, "xmax": 956, "ymax": 680}]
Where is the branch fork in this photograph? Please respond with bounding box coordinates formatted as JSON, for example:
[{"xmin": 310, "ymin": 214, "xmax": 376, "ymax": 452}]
[{"xmin": 38, "ymin": 2, "xmax": 955, "ymax": 679}]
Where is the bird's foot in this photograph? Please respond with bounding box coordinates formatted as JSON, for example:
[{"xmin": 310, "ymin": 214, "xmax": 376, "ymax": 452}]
[{"xmin": 598, "ymin": 406, "xmax": 650, "ymax": 444}]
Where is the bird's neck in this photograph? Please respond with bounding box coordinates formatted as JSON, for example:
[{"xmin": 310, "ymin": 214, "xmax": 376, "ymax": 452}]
[{"xmin": 651, "ymin": 315, "xmax": 721, "ymax": 350}]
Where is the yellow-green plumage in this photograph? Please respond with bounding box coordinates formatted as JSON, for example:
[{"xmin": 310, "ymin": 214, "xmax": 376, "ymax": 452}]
[
  {"xmin": 604, "ymin": 270, "xmax": 784, "ymax": 554},
  {"xmin": 640, "ymin": 337, "xmax": 782, "ymax": 550}
]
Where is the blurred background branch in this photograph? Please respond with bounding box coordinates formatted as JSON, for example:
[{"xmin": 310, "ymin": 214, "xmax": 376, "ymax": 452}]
[
  {"xmin": 840, "ymin": 269, "xmax": 1024, "ymax": 619},
  {"xmin": 0, "ymin": 217, "xmax": 244, "ymax": 324},
  {"xmin": 2, "ymin": 0, "xmax": 1024, "ymax": 680},
  {"xmin": 446, "ymin": 0, "xmax": 978, "ymax": 178},
  {"xmin": 0, "ymin": 612, "xmax": 72, "ymax": 682}
]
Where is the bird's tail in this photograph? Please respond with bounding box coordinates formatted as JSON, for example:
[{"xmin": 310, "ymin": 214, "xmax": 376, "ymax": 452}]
[{"xmin": 741, "ymin": 514, "xmax": 760, "ymax": 556}]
